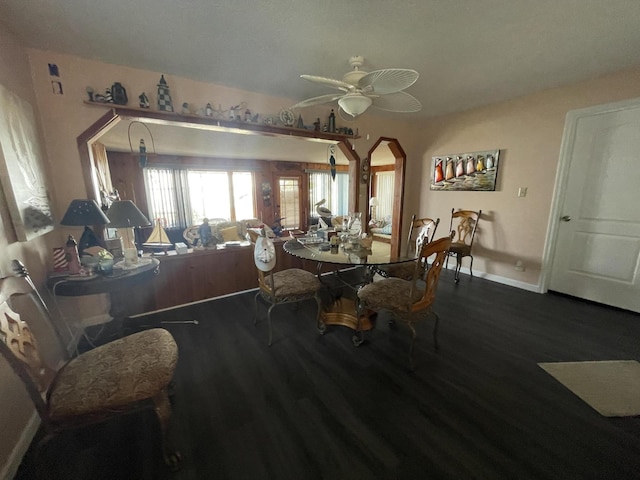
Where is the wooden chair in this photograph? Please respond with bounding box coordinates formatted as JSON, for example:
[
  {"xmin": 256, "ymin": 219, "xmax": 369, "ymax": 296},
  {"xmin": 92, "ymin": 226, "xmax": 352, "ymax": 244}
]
[
  {"xmin": 0, "ymin": 260, "xmax": 180, "ymax": 470},
  {"xmin": 376, "ymin": 215, "xmax": 440, "ymax": 280},
  {"xmin": 355, "ymin": 234, "xmax": 453, "ymax": 369},
  {"xmin": 446, "ymin": 208, "xmax": 481, "ymax": 283},
  {"xmin": 253, "ymin": 231, "xmax": 325, "ymax": 345}
]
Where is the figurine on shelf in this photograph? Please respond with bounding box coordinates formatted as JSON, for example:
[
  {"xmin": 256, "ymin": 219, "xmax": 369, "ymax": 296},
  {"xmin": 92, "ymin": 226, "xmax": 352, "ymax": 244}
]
[
  {"xmin": 103, "ymin": 88, "xmax": 113, "ymax": 103},
  {"xmin": 328, "ymin": 109, "xmax": 336, "ymax": 133},
  {"xmin": 197, "ymin": 218, "xmax": 214, "ymax": 248},
  {"xmin": 138, "ymin": 92, "xmax": 150, "ymax": 108},
  {"xmin": 205, "ymin": 103, "xmax": 213, "ymax": 116},
  {"xmin": 86, "ymin": 86, "xmax": 95, "ymax": 102},
  {"xmin": 111, "ymin": 82, "xmax": 128, "ymax": 105},
  {"xmin": 229, "ymin": 105, "xmax": 240, "ymax": 121},
  {"xmin": 314, "ymin": 118, "xmax": 321, "ymax": 131},
  {"xmin": 156, "ymin": 75, "xmax": 174, "ymax": 112},
  {"xmin": 244, "ymin": 109, "xmax": 251, "ymax": 122},
  {"xmin": 181, "ymin": 102, "xmax": 191, "ymax": 114}
]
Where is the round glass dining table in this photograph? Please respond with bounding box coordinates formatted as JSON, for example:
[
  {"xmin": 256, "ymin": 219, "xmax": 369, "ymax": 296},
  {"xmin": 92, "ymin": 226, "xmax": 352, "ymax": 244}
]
[{"xmin": 283, "ymin": 238, "xmax": 414, "ymax": 331}]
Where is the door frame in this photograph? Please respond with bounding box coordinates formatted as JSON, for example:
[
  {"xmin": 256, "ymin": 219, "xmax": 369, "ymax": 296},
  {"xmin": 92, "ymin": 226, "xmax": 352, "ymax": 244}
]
[{"xmin": 540, "ymin": 96, "xmax": 640, "ymax": 293}]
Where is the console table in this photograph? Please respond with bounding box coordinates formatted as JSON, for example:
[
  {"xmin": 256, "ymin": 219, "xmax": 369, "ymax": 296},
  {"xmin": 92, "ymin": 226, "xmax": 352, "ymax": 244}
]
[{"xmin": 47, "ymin": 258, "xmax": 160, "ymax": 326}]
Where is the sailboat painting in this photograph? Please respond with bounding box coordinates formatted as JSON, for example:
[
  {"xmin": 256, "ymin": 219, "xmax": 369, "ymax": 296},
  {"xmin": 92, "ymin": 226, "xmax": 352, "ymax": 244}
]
[
  {"xmin": 143, "ymin": 218, "xmax": 173, "ymax": 254},
  {"xmin": 431, "ymin": 149, "xmax": 500, "ymax": 191}
]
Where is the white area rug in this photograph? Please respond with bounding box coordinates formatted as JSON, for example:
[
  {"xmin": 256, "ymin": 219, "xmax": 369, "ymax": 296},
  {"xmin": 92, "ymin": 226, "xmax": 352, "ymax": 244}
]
[{"xmin": 538, "ymin": 360, "xmax": 640, "ymax": 417}]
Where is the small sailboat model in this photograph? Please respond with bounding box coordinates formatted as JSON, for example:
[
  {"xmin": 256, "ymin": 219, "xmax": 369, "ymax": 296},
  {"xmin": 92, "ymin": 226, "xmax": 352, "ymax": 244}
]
[{"xmin": 142, "ymin": 219, "xmax": 173, "ymax": 254}]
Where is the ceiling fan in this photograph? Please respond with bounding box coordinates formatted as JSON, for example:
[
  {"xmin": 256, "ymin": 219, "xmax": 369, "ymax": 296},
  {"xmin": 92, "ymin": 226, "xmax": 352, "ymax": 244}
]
[{"xmin": 291, "ymin": 56, "xmax": 422, "ymax": 118}]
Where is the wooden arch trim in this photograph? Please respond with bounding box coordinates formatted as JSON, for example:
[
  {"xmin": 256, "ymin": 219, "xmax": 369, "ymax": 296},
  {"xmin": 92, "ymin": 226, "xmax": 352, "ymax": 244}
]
[
  {"xmin": 368, "ymin": 137, "xmax": 406, "ymax": 258},
  {"xmin": 76, "ymin": 105, "xmax": 362, "ymax": 213}
]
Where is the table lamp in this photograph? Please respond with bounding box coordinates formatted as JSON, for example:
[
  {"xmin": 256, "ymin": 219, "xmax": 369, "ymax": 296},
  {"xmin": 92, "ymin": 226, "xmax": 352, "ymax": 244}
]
[
  {"xmin": 59, "ymin": 199, "xmax": 111, "ymax": 256},
  {"xmin": 369, "ymin": 197, "xmax": 379, "ymax": 221},
  {"xmin": 105, "ymin": 200, "xmax": 151, "ymax": 265}
]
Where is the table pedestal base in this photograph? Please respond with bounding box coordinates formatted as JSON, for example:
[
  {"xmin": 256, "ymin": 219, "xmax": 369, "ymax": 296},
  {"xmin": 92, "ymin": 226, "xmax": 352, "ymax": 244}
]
[{"xmin": 322, "ymin": 297, "xmax": 373, "ymax": 331}]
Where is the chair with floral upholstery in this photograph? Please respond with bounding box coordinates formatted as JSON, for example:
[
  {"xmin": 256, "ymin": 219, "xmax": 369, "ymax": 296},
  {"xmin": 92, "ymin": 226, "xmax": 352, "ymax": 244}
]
[
  {"xmin": 253, "ymin": 230, "xmax": 325, "ymax": 345},
  {"xmin": 355, "ymin": 234, "xmax": 453, "ymax": 369},
  {"xmin": 376, "ymin": 215, "xmax": 440, "ymax": 280},
  {"xmin": 0, "ymin": 260, "xmax": 180, "ymax": 470}
]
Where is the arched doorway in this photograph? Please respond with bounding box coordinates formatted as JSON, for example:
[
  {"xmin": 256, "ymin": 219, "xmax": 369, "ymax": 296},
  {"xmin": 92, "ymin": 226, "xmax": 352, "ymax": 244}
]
[{"xmin": 367, "ymin": 138, "xmax": 406, "ymax": 258}]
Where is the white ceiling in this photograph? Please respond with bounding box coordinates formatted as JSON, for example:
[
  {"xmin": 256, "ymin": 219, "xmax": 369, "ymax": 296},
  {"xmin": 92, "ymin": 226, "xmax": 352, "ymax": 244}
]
[{"xmin": 3, "ymin": 0, "xmax": 640, "ymax": 161}]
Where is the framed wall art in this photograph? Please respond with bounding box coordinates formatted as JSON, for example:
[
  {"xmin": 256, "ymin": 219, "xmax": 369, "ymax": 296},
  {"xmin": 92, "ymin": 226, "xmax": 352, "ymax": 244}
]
[
  {"xmin": 0, "ymin": 83, "xmax": 54, "ymax": 241},
  {"xmin": 431, "ymin": 149, "xmax": 500, "ymax": 191}
]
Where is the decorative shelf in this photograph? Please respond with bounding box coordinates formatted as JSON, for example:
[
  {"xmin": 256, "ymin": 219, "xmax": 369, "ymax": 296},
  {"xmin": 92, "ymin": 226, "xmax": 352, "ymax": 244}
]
[{"xmin": 83, "ymin": 101, "xmax": 359, "ymax": 143}]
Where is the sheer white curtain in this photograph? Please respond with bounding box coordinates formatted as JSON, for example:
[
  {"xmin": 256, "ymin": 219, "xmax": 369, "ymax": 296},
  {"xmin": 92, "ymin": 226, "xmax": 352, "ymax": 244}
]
[
  {"xmin": 375, "ymin": 171, "xmax": 395, "ymax": 221},
  {"xmin": 309, "ymin": 171, "xmax": 349, "ymax": 218},
  {"xmin": 92, "ymin": 142, "xmax": 114, "ymax": 206}
]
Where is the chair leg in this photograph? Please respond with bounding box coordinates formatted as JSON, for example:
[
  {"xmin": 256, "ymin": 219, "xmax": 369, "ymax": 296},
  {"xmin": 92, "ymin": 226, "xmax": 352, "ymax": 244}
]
[
  {"xmin": 315, "ymin": 294, "xmax": 326, "ymax": 334},
  {"xmin": 152, "ymin": 389, "xmax": 181, "ymax": 470},
  {"xmin": 407, "ymin": 322, "xmax": 417, "ymax": 371},
  {"xmin": 432, "ymin": 311, "xmax": 440, "ymax": 352},
  {"xmin": 454, "ymin": 253, "xmax": 462, "ymax": 284},
  {"xmin": 267, "ymin": 303, "xmax": 277, "ymax": 346},
  {"xmin": 469, "ymin": 254, "xmax": 474, "ymax": 278},
  {"xmin": 352, "ymin": 297, "xmax": 365, "ymax": 347},
  {"xmin": 253, "ymin": 291, "xmax": 261, "ymax": 325}
]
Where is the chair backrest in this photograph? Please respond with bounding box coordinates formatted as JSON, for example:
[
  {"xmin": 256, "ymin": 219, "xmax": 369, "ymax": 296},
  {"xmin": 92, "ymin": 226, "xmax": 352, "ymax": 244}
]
[
  {"xmin": 254, "ymin": 230, "xmax": 277, "ymax": 293},
  {"xmin": 448, "ymin": 209, "xmax": 481, "ymax": 247},
  {"xmin": 405, "ymin": 215, "xmax": 440, "ymax": 258},
  {"xmin": 409, "ymin": 233, "xmax": 453, "ymax": 313},
  {"xmin": 0, "ymin": 262, "xmax": 63, "ymax": 421}
]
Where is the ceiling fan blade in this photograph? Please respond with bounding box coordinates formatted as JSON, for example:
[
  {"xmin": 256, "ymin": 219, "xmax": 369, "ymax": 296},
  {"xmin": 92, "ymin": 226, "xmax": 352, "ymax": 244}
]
[
  {"xmin": 301, "ymin": 75, "xmax": 354, "ymax": 92},
  {"xmin": 359, "ymin": 69, "xmax": 419, "ymax": 94},
  {"xmin": 371, "ymin": 91, "xmax": 422, "ymax": 113},
  {"xmin": 291, "ymin": 93, "xmax": 342, "ymax": 109}
]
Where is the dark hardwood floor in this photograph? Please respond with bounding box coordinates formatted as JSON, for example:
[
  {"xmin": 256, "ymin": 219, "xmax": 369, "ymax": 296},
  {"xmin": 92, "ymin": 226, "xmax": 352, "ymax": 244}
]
[{"xmin": 16, "ymin": 269, "xmax": 640, "ymax": 479}]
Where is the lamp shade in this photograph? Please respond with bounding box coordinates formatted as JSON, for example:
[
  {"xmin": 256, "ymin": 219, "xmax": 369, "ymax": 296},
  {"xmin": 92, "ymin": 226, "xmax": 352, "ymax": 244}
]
[
  {"xmin": 60, "ymin": 199, "xmax": 110, "ymax": 226},
  {"xmin": 338, "ymin": 93, "xmax": 373, "ymax": 117},
  {"xmin": 105, "ymin": 200, "xmax": 151, "ymax": 228},
  {"xmin": 369, "ymin": 197, "xmax": 379, "ymax": 207}
]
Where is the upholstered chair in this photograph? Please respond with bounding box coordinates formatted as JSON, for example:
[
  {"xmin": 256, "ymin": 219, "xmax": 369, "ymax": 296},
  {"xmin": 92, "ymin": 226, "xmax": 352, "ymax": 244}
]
[
  {"xmin": 0, "ymin": 260, "xmax": 181, "ymax": 471},
  {"xmin": 355, "ymin": 234, "xmax": 453, "ymax": 369},
  {"xmin": 253, "ymin": 231, "xmax": 325, "ymax": 345}
]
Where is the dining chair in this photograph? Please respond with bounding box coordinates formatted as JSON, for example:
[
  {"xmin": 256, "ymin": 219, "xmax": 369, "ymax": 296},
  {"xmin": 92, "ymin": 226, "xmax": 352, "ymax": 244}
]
[
  {"xmin": 253, "ymin": 230, "xmax": 325, "ymax": 345},
  {"xmin": 0, "ymin": 260, "xmax": 181, "ymax": 472},
  {"xmin": 355, "ymin": 234, "xmax": 453, "ymax": 369},
  {"xmin": 376, "ymin": 215, "xmax": 440, "ymax": 280},
  {"xmin": 446, "ymin": 208, "xmax": 481, "ymax": 283}
]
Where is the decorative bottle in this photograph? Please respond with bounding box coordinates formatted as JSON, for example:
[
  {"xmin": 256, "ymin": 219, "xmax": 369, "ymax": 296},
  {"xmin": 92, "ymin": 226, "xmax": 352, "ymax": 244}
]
[
  {"xmin": 65, "ymin": 235, "xmax": 82, "ymax": 274},
  {"xmin": 328, "ymin": 109, "xmax": 336, "ymax": 133}
]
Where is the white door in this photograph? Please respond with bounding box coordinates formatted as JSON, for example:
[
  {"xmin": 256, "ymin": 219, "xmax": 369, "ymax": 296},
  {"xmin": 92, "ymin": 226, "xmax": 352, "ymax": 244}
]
[{"xmin": 548, "ymin": 98, "xmax": 640, "ymax": 312}]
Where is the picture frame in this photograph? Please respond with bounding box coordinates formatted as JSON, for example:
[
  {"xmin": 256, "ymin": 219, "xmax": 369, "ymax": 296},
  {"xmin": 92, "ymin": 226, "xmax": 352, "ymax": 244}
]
[
  {"xmin": 430, "ymin": 149, "xmax": 500, "ymax": 191},
  {"xmin": 0, "ymin": 84, "xmax": 54, "ymax": 241}
]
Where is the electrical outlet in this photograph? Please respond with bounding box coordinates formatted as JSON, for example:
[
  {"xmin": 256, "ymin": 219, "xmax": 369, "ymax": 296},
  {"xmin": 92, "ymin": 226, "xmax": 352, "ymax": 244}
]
[
  {"xmin": 515, "ymin": 260, "xmax": 525, "ymax": 272},
  {"xmin": 518, "ymin": 187, "xmax": 528, "ymax": 197}
]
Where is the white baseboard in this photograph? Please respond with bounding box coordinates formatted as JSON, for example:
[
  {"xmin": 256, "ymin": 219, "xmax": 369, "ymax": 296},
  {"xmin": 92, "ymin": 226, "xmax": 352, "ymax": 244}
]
[
  {"xmin": 0, "ymin": 412, "xmax": 40, "ymax": 480},
  {"xmin": 447, "ymin": 265, "xmax": 542, "ymax": 293}
]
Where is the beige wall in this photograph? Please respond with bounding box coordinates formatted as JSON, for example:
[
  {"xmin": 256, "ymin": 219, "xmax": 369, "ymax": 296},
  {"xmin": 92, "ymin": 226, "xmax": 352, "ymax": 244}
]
[
  {"xmin": 0, "ymin": 22, "xmax": 61, "ymax": 479},
  {"xmin": 415, "ymin": 66, "xmax": 640, "ymax": 289}
]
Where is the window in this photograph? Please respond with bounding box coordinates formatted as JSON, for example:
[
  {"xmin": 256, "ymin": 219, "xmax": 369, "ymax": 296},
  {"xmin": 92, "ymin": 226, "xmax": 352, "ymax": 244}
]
[
  {"xmin": 374, "ymin": 171, "xmax": 395, "ymax": 220},
  {"xmin": 278, "ymin": 177, "xmax": 300, "ymax": 230},
  {"xmin": 309, "ymin": 171, "xmax": 349, "ymax": 218},
  {"xmin": 144, "ymin": 167, "xmax": 255, "ymax": 228}
]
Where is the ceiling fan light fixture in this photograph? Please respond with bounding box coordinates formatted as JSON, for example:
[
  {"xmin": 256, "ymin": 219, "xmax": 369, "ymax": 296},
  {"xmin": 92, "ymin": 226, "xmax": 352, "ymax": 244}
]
[{"xmin": 338, "ymin": 94, "xmax": 372, "ymax": 117}]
